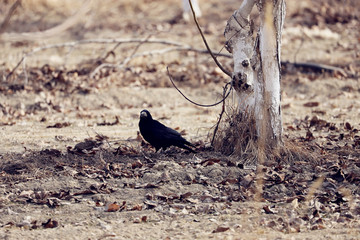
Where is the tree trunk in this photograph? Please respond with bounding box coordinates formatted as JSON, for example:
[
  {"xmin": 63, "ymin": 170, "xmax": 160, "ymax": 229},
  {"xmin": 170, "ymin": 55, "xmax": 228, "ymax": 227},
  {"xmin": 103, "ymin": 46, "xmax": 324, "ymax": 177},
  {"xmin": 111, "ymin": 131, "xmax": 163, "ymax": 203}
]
[{"xmin": 224, "ymin": 0, "xmax": 285, "ymax": 148}]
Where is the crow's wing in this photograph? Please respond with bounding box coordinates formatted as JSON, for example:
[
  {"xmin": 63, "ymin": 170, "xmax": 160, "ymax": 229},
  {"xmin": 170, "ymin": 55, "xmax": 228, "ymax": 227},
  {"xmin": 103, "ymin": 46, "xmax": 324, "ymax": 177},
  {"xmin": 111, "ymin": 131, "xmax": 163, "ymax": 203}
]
[
  {"xmin": 153, "ymin": 121, "xmax": 194, "ymax": 148},
  {"xmin": 140, "ymin": 118, "xmax": 194, "ymax": 151},
  {"xmin": 151, "ymin": 120, "xmax": 182, "ymax": 139}
]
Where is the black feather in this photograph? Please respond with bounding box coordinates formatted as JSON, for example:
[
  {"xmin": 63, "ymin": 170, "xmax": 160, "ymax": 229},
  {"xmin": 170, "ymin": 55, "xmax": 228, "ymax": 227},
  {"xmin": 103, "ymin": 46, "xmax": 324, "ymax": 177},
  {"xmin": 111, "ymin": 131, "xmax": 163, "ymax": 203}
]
[{"xmin": 139, "ymin": 109, "xmax": 195, "ymax": 152}]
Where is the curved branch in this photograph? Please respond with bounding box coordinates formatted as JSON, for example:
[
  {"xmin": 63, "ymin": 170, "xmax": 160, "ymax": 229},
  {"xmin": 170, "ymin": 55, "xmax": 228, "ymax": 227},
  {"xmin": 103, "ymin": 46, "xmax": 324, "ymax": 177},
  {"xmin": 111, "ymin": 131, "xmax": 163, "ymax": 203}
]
[
  {"xmin": 6, "ymin": 38, "xmax": 232, "ymax": 80},
  {"xmin": 188, "ymin": 0, "xmax": 232, "ymax": 77},
  {"xmin": 0, "ymin": 0, "xmax": 92, "ymax": 42},
  {"xmin": 0, "ymin": 0, "xmax": 21, "ymax": 34},
  {"xmin": 91, "ymin": 45, "xmax": 231, "ymax": 78},
  {"xmin": 167, "ymin": 67, "xmax": 232, "ymax": 108}
]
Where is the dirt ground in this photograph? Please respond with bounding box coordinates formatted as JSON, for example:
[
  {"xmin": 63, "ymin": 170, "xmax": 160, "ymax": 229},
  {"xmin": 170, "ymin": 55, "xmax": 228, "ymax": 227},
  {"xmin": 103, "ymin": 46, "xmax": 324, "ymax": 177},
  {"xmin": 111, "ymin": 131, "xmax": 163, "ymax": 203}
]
[{"xmin": 0, "ymin": 0, "xmax": 360, "ymax": 239}]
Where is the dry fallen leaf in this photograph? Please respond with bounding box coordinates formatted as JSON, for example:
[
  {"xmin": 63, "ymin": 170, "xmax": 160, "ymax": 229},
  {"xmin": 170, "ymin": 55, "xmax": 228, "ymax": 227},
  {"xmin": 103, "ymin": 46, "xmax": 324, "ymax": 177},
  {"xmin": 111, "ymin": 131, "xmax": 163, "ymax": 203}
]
[
  {"xmin": 200, "ymin": 158, "xmax": 221, "ymax": 166},
  {"xmin": 180, "ymin": 192, "xmax": 193, "ymax": 200},
  {"xmin": 131, "ymin": 160, "xmax": 143, "ymax": 169},
  {"xmin": 106, "ymin": 203, "xmax": 120, "ymax": 212},
  {"xmin": 303, "ymin": 102, "xmax": 320, "ymax": 107},
  {"xmin": 97, "ymin": 116, "xmax": 120, "ymax": 126},
  {"xmin": 212, "ymin": 226, "xmax": 230, "ymax": 233},
  {"xmin": 306, "ymin": 130, "xmax": 315, "ymax": 141},
  {"xmin": 263, "ymin": 205, "xmax": 276, "ymax": 214},
  {"xmin": 42, "ymin": 219, "xmax": 59, "ymax": 228},
  {"xmin": 345, "ymin": 122, "xmax": 352, "ymax": 131},
  {"xmin": 46, "ymin": 122, "xmax": 70, "ymax": 128},
  {"xmin": 130, "ymin": 205, "xmax": 143, "ymax": 211},
  {"xmin": 106, "ymin": 201, "xmax": 126, "ymax": 212}
]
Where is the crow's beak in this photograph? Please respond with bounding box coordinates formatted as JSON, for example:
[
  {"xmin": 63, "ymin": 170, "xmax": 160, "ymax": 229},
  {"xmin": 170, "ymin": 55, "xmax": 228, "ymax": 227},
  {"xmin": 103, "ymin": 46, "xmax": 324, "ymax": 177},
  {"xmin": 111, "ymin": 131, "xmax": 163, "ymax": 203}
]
[{"xmin": 140, "ymin": 111, "xmax": 148, "ymax": 118}]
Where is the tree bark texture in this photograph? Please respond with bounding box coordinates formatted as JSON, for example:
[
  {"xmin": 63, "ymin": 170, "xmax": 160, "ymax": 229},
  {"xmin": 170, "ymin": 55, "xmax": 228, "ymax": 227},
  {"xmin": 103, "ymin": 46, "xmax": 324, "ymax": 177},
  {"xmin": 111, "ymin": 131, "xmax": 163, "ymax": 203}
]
[{"xmin": 224, "ymin": 0, "xmax": 285, "ymax": 148}]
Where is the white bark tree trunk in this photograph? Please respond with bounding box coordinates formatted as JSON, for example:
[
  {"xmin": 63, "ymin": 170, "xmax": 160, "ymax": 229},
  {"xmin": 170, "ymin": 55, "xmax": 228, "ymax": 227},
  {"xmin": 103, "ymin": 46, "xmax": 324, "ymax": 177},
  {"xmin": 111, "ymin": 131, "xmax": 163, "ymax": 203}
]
[{"xmin": 224, "ymin": 0, "xmax": 285, "ymax": 148}]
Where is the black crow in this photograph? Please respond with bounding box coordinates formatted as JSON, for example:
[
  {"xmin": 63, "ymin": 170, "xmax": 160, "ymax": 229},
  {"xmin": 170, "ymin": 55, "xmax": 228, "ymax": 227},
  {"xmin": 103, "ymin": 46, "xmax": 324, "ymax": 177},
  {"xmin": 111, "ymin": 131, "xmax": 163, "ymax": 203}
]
[{"xmin": 139, "ymin": 109, "xmax": 195, "ymax": 152}]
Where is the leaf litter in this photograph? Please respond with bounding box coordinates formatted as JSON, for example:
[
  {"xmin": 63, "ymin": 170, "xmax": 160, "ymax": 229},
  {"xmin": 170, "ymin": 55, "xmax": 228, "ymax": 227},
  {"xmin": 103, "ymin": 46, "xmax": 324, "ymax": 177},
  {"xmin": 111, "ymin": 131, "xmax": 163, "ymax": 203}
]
[{"xmin": 0, "ymin": 0, "xmax": 359, "ymax": 238}]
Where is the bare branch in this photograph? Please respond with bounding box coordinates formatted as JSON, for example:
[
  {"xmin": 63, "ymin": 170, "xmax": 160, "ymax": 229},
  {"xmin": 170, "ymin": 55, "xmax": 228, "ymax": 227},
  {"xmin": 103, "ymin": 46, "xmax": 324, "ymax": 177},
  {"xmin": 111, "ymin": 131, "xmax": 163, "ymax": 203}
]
[
  {"xmin": 0, "ymin": 0, "xmax": 92, "ymax": 42},
  {"xmin": 5, "ymin": 38, "xmax": 231, "ymax": 80},
  {"xmin": 211, "ymin": 85, "xmax": 228, "ymax": 146},
  {"xmin": 188, "ymin": 0, "xmax": 232, "ymax": 77},
  {"xmin": 91, "ymin": 45, "xmax": 231, "ymax": 78},
  {"xmin": 0, "ymin": 0, "xmax": 21, "ymax": 34},
  {"xmin": 92, "ymin": 35, "xmax": 153, "ymax": 77},
  {"xmin": 167, "ymin": 67, "xmax": 232, "ymax": 108},
  {"xmin": 22, "ymin": 57, "xmax": 28, "ymax": 84},
  {"xmin": 6, "ymin": 35, "xmax": 343, "ymax": 82},
  {"xmin": 125, "ymin": 35, "xmax": 152, "ymax": 63},
  {"xmin": 291, "ymin": 61, "xmax": 348, "ymax": 77}
]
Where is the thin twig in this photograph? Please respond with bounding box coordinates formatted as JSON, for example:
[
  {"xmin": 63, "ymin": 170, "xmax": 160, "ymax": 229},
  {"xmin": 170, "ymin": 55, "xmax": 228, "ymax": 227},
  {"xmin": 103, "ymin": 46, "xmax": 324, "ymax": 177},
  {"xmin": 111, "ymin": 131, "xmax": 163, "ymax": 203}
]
[
  {"xmin": 0, "ymin": 0, "xmax": 91, "ymax": 42},
  {"xmin": 0, "ymin": 0, "xmax": 21, "ymax": 34},
  {"xmin": 22, "ymin": 57, "xmax": 28, "ymax": 84},
  {"xmin": 7, "ymin": 55, "xmax": 25, "ymax": 80},
  {"xmin": 293, "ymin": 61, "xmax": 348, "ymax": 77},
  {"xmin": 126, "ymin": 35, "xmax": 152, "ymax": 62},
  {"xmin": 142, "ymin": 152, "xmax": 154, "ymax": 163},
  {"xmin": 211, "ymin": 84, "xmax": 228, "ymax": 146},
  {"xmin": 6, "ymin": 38, "xmax": 231, "ymax": 81},
  {"xmin": 91, "ymin": 46, "xmax": 230, "ymax": 79},
  {"xmin": 102, "ymin": 42, "xmax": 121, "ymax": 60},
  {"xmin": 188, "ymin": 0, "xmax": 232, "ymax": 77},
  {"xmin": 6, "ymin": 36, "xmax": 344, "ymax": 82},
  {"xmin": 91, "ymin": 35, "xmax": 152, "ymax": 78},
  {"xmin": 167, "ymin": 66, "xmax": 232, "ymax": 107},
  {"xmin": 293, "ymin": 36, "xmax": 304, "ymax": 63},
  {"xmin": 92, "ymin": 130, "xmax": 112, "ymax": 149}
]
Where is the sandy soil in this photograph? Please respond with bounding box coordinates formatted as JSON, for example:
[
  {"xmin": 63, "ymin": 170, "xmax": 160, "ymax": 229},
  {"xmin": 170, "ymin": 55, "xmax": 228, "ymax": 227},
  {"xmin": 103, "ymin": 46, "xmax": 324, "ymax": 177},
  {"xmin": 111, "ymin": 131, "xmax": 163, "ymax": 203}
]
[{"xmin": 0, "ymin": 0, "xmax": 360, "ymax": 239}]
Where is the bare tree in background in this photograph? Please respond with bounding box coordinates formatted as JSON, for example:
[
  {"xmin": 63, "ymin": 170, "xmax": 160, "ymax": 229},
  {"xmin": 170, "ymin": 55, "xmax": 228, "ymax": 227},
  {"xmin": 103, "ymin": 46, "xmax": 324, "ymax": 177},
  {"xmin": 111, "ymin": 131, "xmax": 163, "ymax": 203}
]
[{"xmin": 224, "ymin": 0, "xmax": 285, "ymax": 149}]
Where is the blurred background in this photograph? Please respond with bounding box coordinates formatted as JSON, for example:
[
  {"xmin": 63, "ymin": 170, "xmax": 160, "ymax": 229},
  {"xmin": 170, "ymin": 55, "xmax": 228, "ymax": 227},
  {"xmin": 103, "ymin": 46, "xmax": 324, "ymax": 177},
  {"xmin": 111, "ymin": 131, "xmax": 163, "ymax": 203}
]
[{"xmin": 0, "ymin": 0, "xmax": 359, "ymax": 152}]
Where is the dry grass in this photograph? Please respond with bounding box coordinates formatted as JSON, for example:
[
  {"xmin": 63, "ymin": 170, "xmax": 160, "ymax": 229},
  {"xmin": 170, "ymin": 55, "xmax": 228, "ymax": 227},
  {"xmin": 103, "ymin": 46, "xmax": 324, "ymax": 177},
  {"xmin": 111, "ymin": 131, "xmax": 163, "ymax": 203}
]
[
  {"xmin": 213, "ymin": 106, "xmax": 318, "ymax": 166},
  {"xmin": 213, "ymin": 107, "xmax": 257, "ymax": 156}
]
